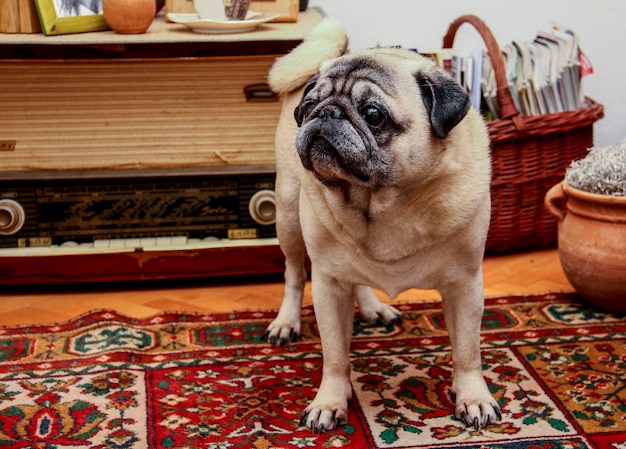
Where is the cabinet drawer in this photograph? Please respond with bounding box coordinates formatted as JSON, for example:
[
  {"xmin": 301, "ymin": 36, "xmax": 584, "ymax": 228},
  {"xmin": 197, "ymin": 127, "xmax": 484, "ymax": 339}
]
[{"xmin": 0, "ymin": 55, "xmax": 282, "ymax": 171}]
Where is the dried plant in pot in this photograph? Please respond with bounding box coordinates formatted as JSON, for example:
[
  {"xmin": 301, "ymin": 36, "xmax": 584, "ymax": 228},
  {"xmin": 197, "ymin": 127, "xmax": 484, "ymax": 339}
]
[{"xmin": 545, "ymin": 143, "xmax": 626, "ymax": 313}]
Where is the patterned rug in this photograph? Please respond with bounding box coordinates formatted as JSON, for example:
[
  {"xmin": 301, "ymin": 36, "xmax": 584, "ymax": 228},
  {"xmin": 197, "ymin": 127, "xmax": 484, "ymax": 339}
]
[{"xmin": 0, "ymin": 292, "xmax": 625, "ymax": 448}]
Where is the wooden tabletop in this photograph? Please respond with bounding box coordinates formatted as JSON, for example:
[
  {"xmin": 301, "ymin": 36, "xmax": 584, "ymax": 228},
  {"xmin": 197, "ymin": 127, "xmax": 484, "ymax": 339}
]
[{"xmin": 0, "ymin": 7, "xmax": 324, "ymax": 59}]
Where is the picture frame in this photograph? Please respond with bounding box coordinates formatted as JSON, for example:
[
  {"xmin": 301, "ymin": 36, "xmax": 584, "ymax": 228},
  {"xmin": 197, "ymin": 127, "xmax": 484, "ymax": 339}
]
[
  {"xmin": 166, "ymin": 0, "xmax": 298, "ymax": 23},
  {"xmin": 34, "ymin": 0, "xmax": 110, "ymax": 35}
]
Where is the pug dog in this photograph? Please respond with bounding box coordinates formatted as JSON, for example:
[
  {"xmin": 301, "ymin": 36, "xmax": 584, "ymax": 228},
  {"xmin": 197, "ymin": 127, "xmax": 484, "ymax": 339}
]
[{"xmin": 265, "ymin": 18, "xmax": 501, "ymax": 433}]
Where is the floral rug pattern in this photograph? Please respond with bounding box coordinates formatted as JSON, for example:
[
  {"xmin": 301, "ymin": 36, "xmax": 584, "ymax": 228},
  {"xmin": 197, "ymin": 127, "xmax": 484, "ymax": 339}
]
[{"xmin": 0, "ymin": 292, "xmax": 624, "ymax": 448}]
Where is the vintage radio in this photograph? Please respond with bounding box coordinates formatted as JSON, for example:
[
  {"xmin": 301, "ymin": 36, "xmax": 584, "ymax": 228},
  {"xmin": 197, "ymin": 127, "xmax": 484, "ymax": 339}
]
[
  {"xmin": 0, "ymin": 167, "xmax": 285, "ymax": 285},
  {"xmin": 0, "ymin": 167, "xmax": 278, "ymax": 249},
  {"xmin": 0, "ymin": 9, "xmax": 324, "ymax": 284}
]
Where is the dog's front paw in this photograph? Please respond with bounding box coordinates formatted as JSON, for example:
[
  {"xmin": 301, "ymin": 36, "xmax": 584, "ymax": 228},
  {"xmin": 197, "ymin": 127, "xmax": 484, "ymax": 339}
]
[
  {"xmin": 300, "ymin": 401, "xmax": 348, "ymax": 433},
  {"xmin": 454, "ymin": 394, "xmax": 502, "ymax": 430},
  {"xmin": 300, "ymin": 377, "xmax": 352, "ymax": 433},
  {"xmin": 264, "ymin": 319, "xmax": 300, "ymax": 346}
]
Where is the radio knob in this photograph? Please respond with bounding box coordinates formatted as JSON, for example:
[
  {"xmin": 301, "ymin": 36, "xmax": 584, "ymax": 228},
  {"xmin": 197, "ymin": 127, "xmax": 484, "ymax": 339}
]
[
  {"xmin": 248, "ymin": 190, "xmax": 276, "ymax": 225},
  {"xmin": 0, "ymin": 199, "xmax": 26, "ymax": 236}
]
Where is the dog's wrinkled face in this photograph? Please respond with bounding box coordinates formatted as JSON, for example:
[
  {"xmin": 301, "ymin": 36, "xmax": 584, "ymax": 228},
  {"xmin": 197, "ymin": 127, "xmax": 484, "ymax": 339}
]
[{"xmin": 293, "ymin": 51, "xmax": 471, "ymax": 189}]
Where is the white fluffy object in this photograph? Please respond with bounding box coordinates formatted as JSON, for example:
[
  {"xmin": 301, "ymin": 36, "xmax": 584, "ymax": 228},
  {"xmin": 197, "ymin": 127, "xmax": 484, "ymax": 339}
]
[{"xmin": 268, "ymin": 17, "xmax": 348, "ymax": 95}]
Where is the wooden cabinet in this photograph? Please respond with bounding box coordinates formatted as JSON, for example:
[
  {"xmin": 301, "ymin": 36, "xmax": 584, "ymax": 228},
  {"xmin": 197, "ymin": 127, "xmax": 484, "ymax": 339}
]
[{"xmin": 0, "ymin": 10, "xmax": 322, "ymax": 284}]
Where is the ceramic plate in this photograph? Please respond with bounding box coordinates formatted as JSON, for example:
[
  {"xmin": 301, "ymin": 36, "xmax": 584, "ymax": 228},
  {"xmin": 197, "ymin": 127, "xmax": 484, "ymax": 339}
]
[{"xmin": 167, "ymin": 11, "xmax": 279, "ymax": 34}]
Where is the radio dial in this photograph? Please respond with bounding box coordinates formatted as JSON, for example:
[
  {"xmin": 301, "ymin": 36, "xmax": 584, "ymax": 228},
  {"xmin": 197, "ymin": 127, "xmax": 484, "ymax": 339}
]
[
  {"xmin": 0, "ymin": 199, "xmax": 26, "ymax": 236},
  {"xmin": 248, "ymin": 190, "xmax": 276, "ymax": 225}
]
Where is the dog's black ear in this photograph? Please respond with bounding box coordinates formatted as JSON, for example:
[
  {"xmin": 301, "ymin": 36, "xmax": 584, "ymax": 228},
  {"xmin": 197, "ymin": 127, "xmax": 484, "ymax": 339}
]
[
  {"xmin": 294, "ymin": 75, "xmax": 319, "ymax": 127},
  {"xmin": 415, "ymin": 71, "xmax": 471, "ymax": 139}
]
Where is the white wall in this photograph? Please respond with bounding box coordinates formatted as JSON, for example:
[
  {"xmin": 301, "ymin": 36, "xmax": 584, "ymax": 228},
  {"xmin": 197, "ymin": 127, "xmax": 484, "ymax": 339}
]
[{"xmin": 308, "ymin": 0, "xmax": 624, "ymax": 148}]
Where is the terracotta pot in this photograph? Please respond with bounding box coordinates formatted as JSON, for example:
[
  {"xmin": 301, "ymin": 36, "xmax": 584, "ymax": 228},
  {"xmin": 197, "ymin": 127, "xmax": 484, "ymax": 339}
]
[
  {"xmin": 103, "ymin": 0, "xmax": 156, "ymax": 34},
  {"xmin": 545, "ymin": 181, "xmax": 626, "ymax": 313}
]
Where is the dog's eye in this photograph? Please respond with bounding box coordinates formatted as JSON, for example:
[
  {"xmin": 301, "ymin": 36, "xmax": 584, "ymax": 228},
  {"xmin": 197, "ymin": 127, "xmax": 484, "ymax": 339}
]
[
  {"xmin": 302, "ymin": 100, "xmax": 317, "ymax": 118},
  {"xmin": 295, "ymin": 99, "xmax": 317, "ymax": 126},
  {"xmin": 362, "ymin": 105, "xmax": 385, "ymax": 127}
]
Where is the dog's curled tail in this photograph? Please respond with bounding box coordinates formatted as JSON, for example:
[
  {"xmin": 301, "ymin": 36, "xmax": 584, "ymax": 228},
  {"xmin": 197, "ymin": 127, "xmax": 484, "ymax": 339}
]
[{"xmin": 268, "ymin": 17, "xmax": 348, "ymax": 95}]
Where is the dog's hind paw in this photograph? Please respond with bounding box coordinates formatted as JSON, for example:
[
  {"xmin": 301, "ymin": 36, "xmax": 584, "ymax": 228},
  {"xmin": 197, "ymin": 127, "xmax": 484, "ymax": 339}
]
[
  {"xmin": 359, "ymin": 302, "xmax": 402, "ymax": 327},
  {"xmin": 355, "ymin": 286, "xmax": 402, "ymax": 327},
  {"xmin": 264, "ymin": 320, "xmax": 300, "ymax": 346}
]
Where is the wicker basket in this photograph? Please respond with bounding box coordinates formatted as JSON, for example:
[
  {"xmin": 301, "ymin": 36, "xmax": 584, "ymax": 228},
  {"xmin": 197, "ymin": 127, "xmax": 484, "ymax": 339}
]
[{"xmin": 442, "ymin": 15, "xmax": 605, "ymax": 253}]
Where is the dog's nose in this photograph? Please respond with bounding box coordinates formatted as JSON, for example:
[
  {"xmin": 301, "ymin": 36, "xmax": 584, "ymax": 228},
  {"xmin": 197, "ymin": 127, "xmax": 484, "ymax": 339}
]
[{"xmin": 319, "ymin": 105, "xmax": 345, "ymax": 120}]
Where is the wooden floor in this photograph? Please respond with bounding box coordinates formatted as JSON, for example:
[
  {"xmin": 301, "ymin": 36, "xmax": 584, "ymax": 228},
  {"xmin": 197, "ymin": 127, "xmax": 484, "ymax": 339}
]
[{"xmin": 0, "ymin": 248, "xmax": 574, "ymax": 327}]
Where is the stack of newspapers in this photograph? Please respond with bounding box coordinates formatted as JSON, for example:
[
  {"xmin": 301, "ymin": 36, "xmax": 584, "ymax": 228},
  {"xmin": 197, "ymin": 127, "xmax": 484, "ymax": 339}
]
[{"xmin": 421, "ymin": 25, "xmax": 591, "ymax": 120}]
